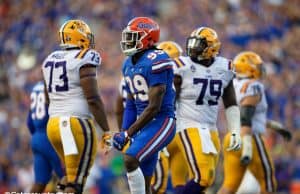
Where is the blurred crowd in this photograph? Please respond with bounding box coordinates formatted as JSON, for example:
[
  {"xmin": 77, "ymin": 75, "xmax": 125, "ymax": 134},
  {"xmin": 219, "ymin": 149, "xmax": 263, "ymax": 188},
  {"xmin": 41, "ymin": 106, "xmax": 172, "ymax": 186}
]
[{"xmin": 0, "ymin": 0, "xmax": 299, "ymax": 193}]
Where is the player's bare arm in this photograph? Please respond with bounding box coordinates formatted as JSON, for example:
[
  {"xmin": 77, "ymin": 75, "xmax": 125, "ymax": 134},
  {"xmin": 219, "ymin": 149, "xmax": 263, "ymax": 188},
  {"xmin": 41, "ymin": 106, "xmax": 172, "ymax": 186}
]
[
  {"xmin": 173, "ymin": 74, "xmax": 182, "ymax": 99},
  {"xmin": 43, "ymin": 79, "xmax": 49, "ymax": 106},
  {"xmin": 222, "ymin": 80, "xmax": 237, "ymax": 108},
  {"xmin": 80, "ymin": 65, "xmax": 110, "ymax": 132},
  {"xmin": 115, "ymin": 94, "xmax": 124, "ymax": 130},
  {"xmin": 266, "ymin": 120, "xmax": 292, "ymax": 141},
  {"xmin": 127, "ymin": 84, "xmax": 166, "ymax": 137}
]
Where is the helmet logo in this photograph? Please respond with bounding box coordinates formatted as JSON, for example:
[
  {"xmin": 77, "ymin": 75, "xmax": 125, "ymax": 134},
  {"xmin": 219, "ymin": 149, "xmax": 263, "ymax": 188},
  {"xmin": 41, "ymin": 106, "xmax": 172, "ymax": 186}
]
[
  {"xmin": 190, "ymin": 65, "xmax": 196, "ymax": 72},
  {"xmin": 138, "ymin": 22, "xmax": 156, "ymax": 29}
]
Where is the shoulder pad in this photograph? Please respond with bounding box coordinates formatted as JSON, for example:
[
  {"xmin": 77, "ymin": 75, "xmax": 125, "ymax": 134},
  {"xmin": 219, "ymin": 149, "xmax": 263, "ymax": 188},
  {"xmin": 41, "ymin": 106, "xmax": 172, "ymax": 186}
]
[
  {"xmin": 215, "ymin": 56, "xmax": 232, "ymax": 71},
  {"xmin": 173, "ymin": 56, "xmax": 189, "ymax": 69},
  {"xmin": 75, "ymin": 49, "xmax": 101, "ymax": 66},
  {"xmin": 240, "ymin": 80, "xmax": 264, "ymax": 96},
  {"xmin": 145, "ymin": 49, "xmax": 169, "ymax": 62},
  {"xmin": 151, "ymin": 58, "xmax": 174, "ymax": 73}
]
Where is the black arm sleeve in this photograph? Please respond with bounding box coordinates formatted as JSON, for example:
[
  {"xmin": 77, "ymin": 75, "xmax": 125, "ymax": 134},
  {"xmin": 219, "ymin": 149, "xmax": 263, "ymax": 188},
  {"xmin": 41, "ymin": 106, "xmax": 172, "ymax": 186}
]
[{"xmin": 240, "ymin": 105, "xmax": 256, "ymax": 127}]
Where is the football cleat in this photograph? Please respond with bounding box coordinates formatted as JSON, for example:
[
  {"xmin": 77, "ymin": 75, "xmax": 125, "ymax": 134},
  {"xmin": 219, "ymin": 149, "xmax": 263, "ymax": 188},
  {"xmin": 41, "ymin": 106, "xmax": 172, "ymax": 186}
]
[
  {"xmin": 59, "ymin": 19, "xmax": 95, "ymax": 49},
  {"xmin": 120, "ymin": 17, "xmax": 160, "ymax": 56}
]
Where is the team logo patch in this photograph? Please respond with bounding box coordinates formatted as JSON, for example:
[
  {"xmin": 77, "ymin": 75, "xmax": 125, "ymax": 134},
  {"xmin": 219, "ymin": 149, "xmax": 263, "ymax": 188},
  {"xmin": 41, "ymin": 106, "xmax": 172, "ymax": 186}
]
[
  {"xmin": 191, "ymin": 65, "xmax": 196, "ymax": 72},
  {"xmin": 138, "ymin": 22, "xmax": 156, "ymax": 29},
  {"xmin": 63, "ymin": 121, "xmax": 68, "ymax": 127}
]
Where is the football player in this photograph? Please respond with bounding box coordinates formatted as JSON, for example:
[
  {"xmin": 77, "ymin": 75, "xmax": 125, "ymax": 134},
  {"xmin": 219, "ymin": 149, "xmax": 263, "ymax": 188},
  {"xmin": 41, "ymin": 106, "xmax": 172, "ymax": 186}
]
[
  {"xmin": 42, "ymin": 19, "xmax": 112, "ymax": 194},
  {"xmin": 150, "ymin": 41, "xmax": 189, "ymax": 194},
  {"xmin": 27, "ymin": 81, "xmax": 64, "ymax": 193},
  {"xmin": 172, "ymin": 27, "xmax": 242, "ymax": 194},
  {"xmin": 112, "ymin": 17, "xmax": 176, "ymax": 194},
  {"xmin": 218, "ymin": 51, "xmax": 277, "ymax": 194}
]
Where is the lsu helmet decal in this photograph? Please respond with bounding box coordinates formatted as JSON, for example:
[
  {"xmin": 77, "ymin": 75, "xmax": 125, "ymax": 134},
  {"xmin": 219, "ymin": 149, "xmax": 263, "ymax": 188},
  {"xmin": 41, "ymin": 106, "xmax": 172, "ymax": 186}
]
[{"xmin": 59, "ymin": 19, "xmax": 95, "ymax": 49}]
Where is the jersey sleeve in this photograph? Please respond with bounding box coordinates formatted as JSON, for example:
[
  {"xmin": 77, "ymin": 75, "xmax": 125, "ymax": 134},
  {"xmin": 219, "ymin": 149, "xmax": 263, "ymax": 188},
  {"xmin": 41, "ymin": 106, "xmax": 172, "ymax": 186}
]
[
  {"xmin": 173, "ymin": 57, "xmax": 187, "ymax": 77},
  {"xmin": 148, "ymin": 59, "xmax": 174, "ymax": 86},
  {"xmin": 240, "ymin": 81, "xmax": 264, "ymax": 99},
  {"xmin": 77, "ymin": 49, "xmax": 102, "ymax": 69},
  {"xmin": 223, "ymin": 60, "xmax": 235, "ymax": 82}
]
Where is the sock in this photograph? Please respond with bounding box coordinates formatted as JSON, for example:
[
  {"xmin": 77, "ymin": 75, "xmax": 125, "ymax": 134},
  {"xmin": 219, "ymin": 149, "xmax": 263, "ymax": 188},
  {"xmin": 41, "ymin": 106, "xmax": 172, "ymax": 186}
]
[
  {"xmin": 174, "ymin": 185, "xmax": 184, "ymax": 194},
  {"xmin": 127, "ymin": 167, "xmax": 145, "ymax": 194},
  {"xmin": 182, "ymin": 180, "xmax": 205, "ymax": 194}
]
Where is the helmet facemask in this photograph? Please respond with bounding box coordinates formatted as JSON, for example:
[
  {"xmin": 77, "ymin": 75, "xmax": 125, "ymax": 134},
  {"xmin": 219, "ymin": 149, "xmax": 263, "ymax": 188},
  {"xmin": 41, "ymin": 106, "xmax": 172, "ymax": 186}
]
[
  {"xmin": 186, "ymin": 37, "xmax": 209, "ymax": 60},
  {"xmin": 120, "ymin": 29, "xmax": 145, "ymax": 56},
  {"xmin": 87, "ymin": 33, "xmax": 95, "ymax": 49}
]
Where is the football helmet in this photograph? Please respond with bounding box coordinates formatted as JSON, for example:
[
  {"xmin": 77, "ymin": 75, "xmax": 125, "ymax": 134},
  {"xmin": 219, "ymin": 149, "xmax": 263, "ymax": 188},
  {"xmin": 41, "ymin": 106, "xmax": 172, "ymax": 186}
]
[
  {"xmin": 120, "ymin": 17, "xmax": 160, "ymax": 56},
  {"xmin": 59, "ymin": 19, "xmax": 95, "ymax": 49},
  {"xmin": 186, "ymin": 27, "xmax": 221, "ymax": 60},
  {"xmin": 233, "ymin": 51, "xmax": 264, "ymax": 79},
  {"xmin": 157, "ymin": 41, "xmax": 183, "ymax": 59}
]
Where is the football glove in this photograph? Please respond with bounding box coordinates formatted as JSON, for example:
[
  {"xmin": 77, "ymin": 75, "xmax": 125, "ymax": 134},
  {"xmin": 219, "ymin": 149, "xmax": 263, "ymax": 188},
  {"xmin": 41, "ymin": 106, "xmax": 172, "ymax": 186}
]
[
  {"xmin": 113, "ymin": 131, "xmax": 129, "ymax": 151},
  {"xmin": 267, "ymin": 120, "xmax": 292, "ymax": 141},
  {"xmin": 100, "ymin": 132, "xmax": 113, "ymax": 154},
  {"xmin": 227, "ymin": 130, "xmax": 242, "ymax": 151},
  {"xmin": 240, "ymin": 134, "xmax": 252, "ymax": 165}
]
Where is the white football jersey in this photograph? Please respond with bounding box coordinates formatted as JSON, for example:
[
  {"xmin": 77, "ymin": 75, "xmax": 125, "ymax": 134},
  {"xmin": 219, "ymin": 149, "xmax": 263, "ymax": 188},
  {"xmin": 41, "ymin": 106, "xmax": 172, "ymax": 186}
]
[
  {"xmin": 233, "ymin": 78, "xmax": 267, "ymax": 134},
  {"xmin": 42, "ymin": 48, "xmax": 101, "ymax": 118},
  {"xmin": 174, "ymin": 56, "xmax": 234, "ymax": 131}
]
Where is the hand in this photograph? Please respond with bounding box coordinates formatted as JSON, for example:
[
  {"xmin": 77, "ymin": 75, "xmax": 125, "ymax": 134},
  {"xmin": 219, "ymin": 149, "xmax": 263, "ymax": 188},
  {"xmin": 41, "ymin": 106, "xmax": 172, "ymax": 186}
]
[
  {"xmin": 101, "ymin": 132, "xmax": 113, "ymax": 154},
  {"xmin": 113, "ymin": 131, "xmax": 129, "ymax": 151},
  {"xmin": 277, "ymin": 129, "xmax": 292, "ymax": 141},
  {"xmin": 227, "ymin": 130, "xmax": 242, "ymax": 151}
]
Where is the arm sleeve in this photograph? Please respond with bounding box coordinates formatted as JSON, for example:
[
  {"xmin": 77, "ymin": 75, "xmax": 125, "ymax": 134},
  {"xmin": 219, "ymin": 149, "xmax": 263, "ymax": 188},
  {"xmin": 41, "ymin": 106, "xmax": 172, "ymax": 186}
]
[
  {"xmin": 149, "ymin": 60, "xmax": 173, "ymax": 86},
  {"xmin": 27, "ymin": 111, "xmax": 35, "ymax": 134},
  {"xmin": 77, "ymin": 49, "xmax": 101, "ymax": 70},
  {"xmin": 121, "ymin": 98, "xmax": 137, "ymax": 130}
]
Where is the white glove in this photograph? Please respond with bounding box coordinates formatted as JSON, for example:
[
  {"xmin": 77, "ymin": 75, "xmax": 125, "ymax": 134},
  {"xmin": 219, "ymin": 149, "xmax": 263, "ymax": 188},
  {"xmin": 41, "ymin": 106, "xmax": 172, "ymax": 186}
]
[
  {"xmin": 241, "ymin": 134, "xmax": 252, "ymax": 165},
  {"xmin": 227, "ymin": 130, "xmax": 242, "ymax": 151}
]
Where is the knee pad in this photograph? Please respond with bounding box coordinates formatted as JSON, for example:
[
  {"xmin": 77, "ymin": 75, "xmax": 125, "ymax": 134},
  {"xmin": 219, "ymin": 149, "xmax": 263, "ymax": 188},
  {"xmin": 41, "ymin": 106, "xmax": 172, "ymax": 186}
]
[{"xmin": 65, "ymin": 183, "xmax": 83, "ymax": 194}]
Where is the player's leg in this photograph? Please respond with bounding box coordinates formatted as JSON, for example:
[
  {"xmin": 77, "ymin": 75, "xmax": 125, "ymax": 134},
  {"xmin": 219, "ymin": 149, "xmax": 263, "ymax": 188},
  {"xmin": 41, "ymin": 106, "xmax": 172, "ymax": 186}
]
[
  {"xmin": 177, "ymin": 128, "xmax": 219, "ymax": 194},
  {"xmin": 30, "ymin": 148, "xmax": 52, "ymax": 193},
  {"xmin": 46, "ymin": 136, "xmax": 65, "ymax": 191},
  {"xmin": 64, "ymin": 118, "xmax": 97, "ymax": 194},
  {"xmin": 168, "ymin": 133, "xmax": 189, "ymax": 194},
  {"xmin": 48, "ymin": 117, "xmax": 97, "ymax": 194},
  {"xmin": 217, "ymin": 132, "xmax": 247, "ymax": 194},
  {"xmin": 47, "ymin": 117, "xmax": 66, "ymax": 191},
  {"xmin": 151, "ymin": 150, "xmax": 169, "ymax": 194},
  {"xmin": 249, "ymin": 134, "xmax": 277, "ymax": 194},
  {"xmin": 125, "ymin": 117, "xmax": 176, "ymax": 194}
]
